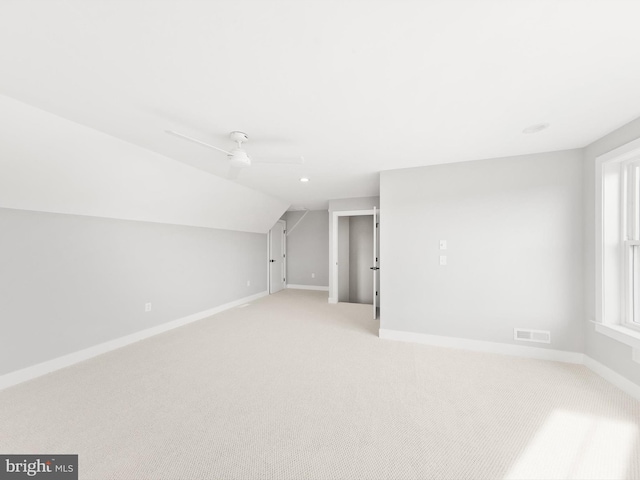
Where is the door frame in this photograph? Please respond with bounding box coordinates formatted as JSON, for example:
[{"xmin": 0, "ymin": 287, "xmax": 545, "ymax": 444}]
[
  {"xmin": 329, "ymin": 209, "xmax": 376, "ymax": 304},
  {"xmin": 373, "ymin": 206, "xmax": 379, "ymax": 319},
  {"xmin": 268, "ymin": 219, "xmax": 287, "ymax": 294}
]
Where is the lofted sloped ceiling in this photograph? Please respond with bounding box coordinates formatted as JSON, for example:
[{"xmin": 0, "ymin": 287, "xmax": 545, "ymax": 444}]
[
  {"xmin": 0, "ymin": 95, "xmax": 289, "ymax": 233},
  {"xmin": 1, "ymin": 0, "xmax": 640, "ymax": 211}
]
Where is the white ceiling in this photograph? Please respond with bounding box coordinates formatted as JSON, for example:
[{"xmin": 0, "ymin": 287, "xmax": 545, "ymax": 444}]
[{"xmin": 1, "ymin": 0, "xmax": 640, "ymax": 210}]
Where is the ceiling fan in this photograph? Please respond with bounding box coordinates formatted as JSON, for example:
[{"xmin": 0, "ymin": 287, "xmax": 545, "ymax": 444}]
[{"xmin": 166, "ymin": 129, "xmax": 304, "ymax": 179}]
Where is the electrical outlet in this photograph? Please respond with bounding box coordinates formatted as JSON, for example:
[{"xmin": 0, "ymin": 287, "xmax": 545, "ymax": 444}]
[
  {"xmin": 311, "ymin": 273, "xmax": 315, "ymax": 278},
  {"xmin": 145, "ymin": 303, "xmax": 152, "ymax": 312},
  {"xmin": 439, "ymin": 255, "xmax": 447, "ymax": 266},
  {"xmin": 246, "ymin": 280, "xmax": 251, "ymax": 286}
]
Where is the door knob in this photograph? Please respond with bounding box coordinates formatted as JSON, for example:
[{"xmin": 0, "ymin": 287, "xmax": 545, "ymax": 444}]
[{"xmin": 270, "ymin": 259, "xmax": 275, "ymax": 263}]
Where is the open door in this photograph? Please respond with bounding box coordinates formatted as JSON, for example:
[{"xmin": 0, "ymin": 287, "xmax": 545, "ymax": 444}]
[
  {"xmin": 269, "ymin": 220, "xmax": 286, "ymax": 294},
  {"xmin": 372, "ymin": 207, "xmax": 379, "ymax": 319}
]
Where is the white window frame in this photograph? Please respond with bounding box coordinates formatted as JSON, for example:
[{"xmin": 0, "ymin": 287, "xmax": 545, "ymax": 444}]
[
  {"xmin": 622, "ymin": 161, "xmax": 640, "ymax": 332},
  {"xmin": 595, "ymin": 137, "xmax": 640, "ymax": 349}
]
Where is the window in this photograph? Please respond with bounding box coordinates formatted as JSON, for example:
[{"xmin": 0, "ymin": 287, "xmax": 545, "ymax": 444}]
[
  {"xmin": 623, "ymin": 161, "xmax": 640, "ymax": 329},
  {"xmin": 595, "ymin": 138, "xmax": 640, "ymax": 349}
]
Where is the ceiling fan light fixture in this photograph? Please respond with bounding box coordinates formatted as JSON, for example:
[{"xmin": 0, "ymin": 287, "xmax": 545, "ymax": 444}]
[{"xmin": 229, "ymin": 149, "xmax": 251, "ymax": 167}]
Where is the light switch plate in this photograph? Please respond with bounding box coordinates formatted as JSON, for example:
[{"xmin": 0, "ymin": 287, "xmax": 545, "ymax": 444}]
[
  {"xmin": 439, "ymin": 255, "xmax": 447, "ymax": 266},
  {"xmin": 439, "ymin": 240, "xmax": 447, "ymax": 250}
]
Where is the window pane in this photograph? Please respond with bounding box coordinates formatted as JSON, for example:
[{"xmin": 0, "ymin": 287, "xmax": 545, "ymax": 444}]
[
  {"xmin": 634, "ymin": 166, "xmax": 640, "ymax": 241},
  {"xmin": 625, "ymin": 163, "xmax": 640, "ymax": 241},
  {"xmin": 634, "ymin": 245, "xmax": 640, "ymax": 324}
]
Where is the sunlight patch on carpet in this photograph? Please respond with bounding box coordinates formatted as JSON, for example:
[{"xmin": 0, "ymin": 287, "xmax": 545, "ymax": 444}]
[{"xmin": 505, "ymin": 409, "xmax": 637, "ymax": 480}]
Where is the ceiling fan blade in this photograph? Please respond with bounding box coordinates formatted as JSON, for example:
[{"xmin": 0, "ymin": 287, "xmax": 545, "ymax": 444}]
[
  {"xmin": 251, "ymin": 156, "xmax": 305, "ymax": 165},
  {"xmin": 227, "ymin": 166, "xmax": 243, "ymax": 180},
  {"xmin": 166, "ymin": 130, "xmax": 233, "ymax": 155}
]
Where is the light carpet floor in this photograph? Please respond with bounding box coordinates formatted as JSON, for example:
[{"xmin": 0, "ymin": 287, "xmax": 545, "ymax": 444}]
[{"xmin": 1, "ymin": 289, "xmax": 639, "ymax": 480}]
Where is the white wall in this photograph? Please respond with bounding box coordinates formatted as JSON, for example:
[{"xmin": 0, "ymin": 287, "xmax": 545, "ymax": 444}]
[
  {"xmin": 0, "ymin": 208, "xmax": 267, "ymax": 375},
  {"xmin": 349, "ymin": 216, "xmax": 374, "ymax": 304},
  {"xmin": 583, "ymin": 117, "xmax": 640, "ymax": 386},
  {"xmin": 283, "ymin": 210, "xmax": 329, "ymax": 287},
  {"xmin": 329, "ymin": 197, "xmax": 380, "ymax": 212},
  {"xmin": 380, "ymin": 150, "xmax": 584, "ymax": 352},
  {"xmin": 0, "ymin": 95, "xmax": 290, "ymax": 379}
]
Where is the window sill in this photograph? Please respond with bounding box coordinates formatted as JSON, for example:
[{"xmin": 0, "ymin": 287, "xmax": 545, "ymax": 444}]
[{"xmin": 595, "ymin": 323, "xmax": 640, "ymax": 349}]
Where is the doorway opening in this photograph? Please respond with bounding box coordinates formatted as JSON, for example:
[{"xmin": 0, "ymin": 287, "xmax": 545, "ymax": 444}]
[{"xmin": 331, "ymin": 208, "xmax": 379, "ymax": 319}]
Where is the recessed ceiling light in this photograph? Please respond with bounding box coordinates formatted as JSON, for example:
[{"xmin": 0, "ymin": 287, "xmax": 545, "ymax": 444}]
[
  {"xmin": 300, "ymin": 177, "xmax": 310, "ymax": 182},
  {"xmin": 522, "ymin": 123, "xmax": 550, "ymax": 134}
]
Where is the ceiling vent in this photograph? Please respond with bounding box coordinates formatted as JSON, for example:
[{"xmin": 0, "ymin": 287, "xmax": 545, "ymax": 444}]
[{"xmin": 514, "ymin": 328, "xmax": 551, "ymax": 344}]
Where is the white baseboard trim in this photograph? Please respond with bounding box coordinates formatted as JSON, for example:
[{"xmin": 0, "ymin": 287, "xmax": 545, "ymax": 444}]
[
  {"xmin": 286, "ymin": 284, "xmax": 329, "ymax": 291},
  {"xmin": 379, "ymin": 328, "xmax": 584, "ymax": 364},
  {"xmin": 379, "ymin": 328, "xmax": 640, "ymax": 401},
  {"xmin": 0, "ymin": 291, "xmax": 268, "ymax": 391},
  {"xmin": 583, "ymin": 355, "xmax": 640, "ymax": 401},
  {"xmin": 328, "ymin": 297, "xmax": 338, "ymax": 304}
]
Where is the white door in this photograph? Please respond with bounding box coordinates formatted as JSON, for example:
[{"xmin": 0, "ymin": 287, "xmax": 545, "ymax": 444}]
[
  {"xmin": 372, "ymin": 207, "xmax": 379, "ymax": 319},
  {"xmin": 269, "ymin": 220, "xmax": 286, "ymax": 294}
]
